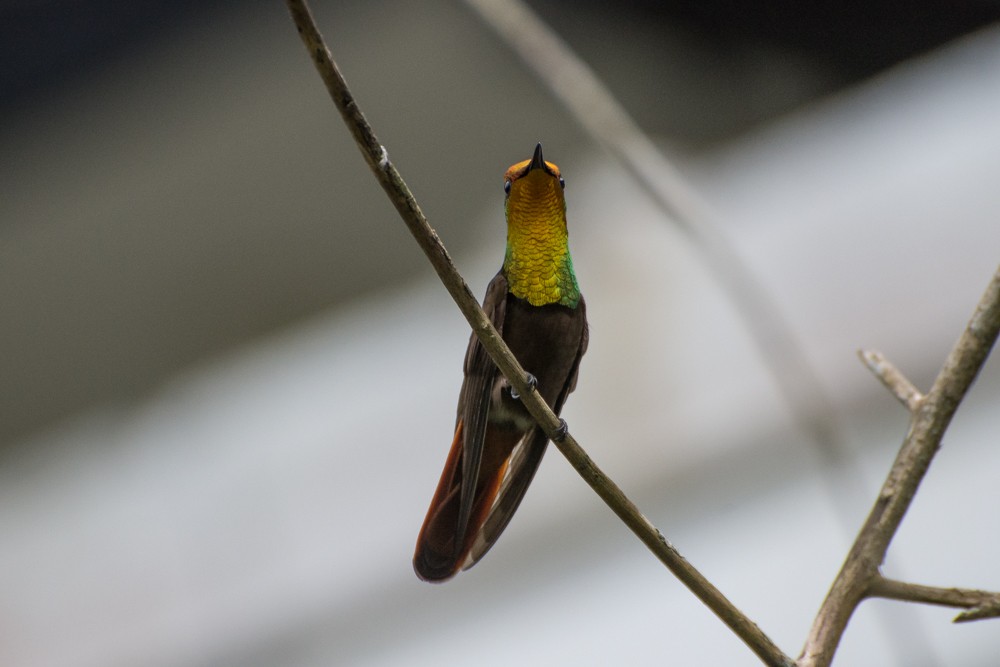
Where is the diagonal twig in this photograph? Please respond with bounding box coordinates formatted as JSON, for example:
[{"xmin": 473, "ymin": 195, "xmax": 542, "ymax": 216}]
[
  {"xmin": 799, "ymin": 266, "xmax": 1000, "ymax": 667},
  {"xmin": 283, "ymin": 2, "xmax": 793, "ymax": 665}
]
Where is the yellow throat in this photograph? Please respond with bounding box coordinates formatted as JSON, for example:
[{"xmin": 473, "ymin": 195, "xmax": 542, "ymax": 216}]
[{"xmin": 501, "ymin": 147, "xmax": 580, "ymax": 308}]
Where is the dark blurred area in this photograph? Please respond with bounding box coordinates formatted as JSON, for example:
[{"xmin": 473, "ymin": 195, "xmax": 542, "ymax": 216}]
[
  {"xmin": 6, "ymin": 1, "xmax": 997, "ymax": 111},
  {"xmin": 1, "ymin": 1, "xmax": 235, "ymax": 107},
  {"xmin": 1, "ymin": 0, "xmax": 997, "ymax": 446},
  {"xmin": 636, "ymin": 0, "xmax": 1000, "ymax": 77}
]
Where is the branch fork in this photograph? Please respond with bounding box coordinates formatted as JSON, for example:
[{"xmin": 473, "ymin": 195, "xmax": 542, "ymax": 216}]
[{"xmin": 800, "ymin": 276, "xmax": 1000, "ymax": 666}]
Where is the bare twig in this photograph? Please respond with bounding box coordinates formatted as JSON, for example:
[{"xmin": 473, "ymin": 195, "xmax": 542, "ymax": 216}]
[
  {"xmin": 463, "ymin": 0, "xmax": 845, "ymax": 466},
  {"xmin": 868, "ymin": 576, "xmax": 1000, "ymax": 622},
  {"xmin": 283, "ymin": 2, "xmax": 793, "ymax": 665},
  {"xmin": 859, "ymin": 349, "xmax": 924, "ymax": 411},
  {"xmin": 800, "ymin": 266, "xmax": 1000, "ymax": 667}
]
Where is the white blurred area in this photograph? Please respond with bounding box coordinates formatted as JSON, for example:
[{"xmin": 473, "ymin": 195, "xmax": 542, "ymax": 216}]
[{"xmin": 3, "ymin": 5, "xmax": 1000, "ymax": 667}]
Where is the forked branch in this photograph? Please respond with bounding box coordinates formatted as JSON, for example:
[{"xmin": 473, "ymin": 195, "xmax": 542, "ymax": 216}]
[{"xmin": 800, "ymin": 266, "xmax": 1000, "ymax": 667}]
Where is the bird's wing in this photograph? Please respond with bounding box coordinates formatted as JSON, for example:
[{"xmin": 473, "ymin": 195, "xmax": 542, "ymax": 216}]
[
  {"xmin": 412, "ymin": 272, "xmax": 508, "ymax": 581},
  {"xmin": 454, "ymin": 272, "xmax": 509, "ymax": 549}
]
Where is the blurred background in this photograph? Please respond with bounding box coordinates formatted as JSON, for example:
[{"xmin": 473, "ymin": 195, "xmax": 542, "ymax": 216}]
[{"xmin": 2, "ymin": 1, "xmax": 1000, "ymax": 665}]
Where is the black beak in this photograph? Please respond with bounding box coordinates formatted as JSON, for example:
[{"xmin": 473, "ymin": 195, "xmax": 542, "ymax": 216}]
[{"xmin": 528, "ymin": 142, "xmax": 545, "ymax": 172}]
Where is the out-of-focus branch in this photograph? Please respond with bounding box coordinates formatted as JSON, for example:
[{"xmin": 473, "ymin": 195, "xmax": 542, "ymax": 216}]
[
  {"xmin": 463, "ymin": 0, "xmax": 845, "ymax": 465},
  {"xmin": 283, "ymin": 2, "xmax": 793, "ymax": 665},
  {"xmin": 799, "ymin": 266, "xmax": 1000, "ymax": 667}
]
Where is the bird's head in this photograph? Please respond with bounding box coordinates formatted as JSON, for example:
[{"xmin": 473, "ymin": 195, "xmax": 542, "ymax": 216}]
[{"xmin": 503, "ymin": 143, "xmax": 566, "ymax": 225}]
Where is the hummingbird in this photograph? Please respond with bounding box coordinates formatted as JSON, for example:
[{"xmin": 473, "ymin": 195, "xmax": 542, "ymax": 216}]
[{"xmin": 414, "ymin": 143, "xmax": 588, "ymax": 582}]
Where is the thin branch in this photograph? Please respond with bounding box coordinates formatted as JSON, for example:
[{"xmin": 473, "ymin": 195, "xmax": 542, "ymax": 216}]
[
  {"xmin": 868, "ymin": 576, "xmax": 1000, "ymax": 622},
  {"xmin": 800, "ymin": 266, "xmax": 1000, "ymax": 667},
  {"xmin": 463, "ymin": 0, "xmax": 846, "ymax": 467},
  {"xmin": 858, "ymin": 349, "xmax": 924, "ymax": 411},
  {"xmin": 283, "ymin": 2, "xmax": 793, "ymax": 665}
]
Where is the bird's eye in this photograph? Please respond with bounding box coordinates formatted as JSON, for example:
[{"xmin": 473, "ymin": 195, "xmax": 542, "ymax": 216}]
[
  {"xmin": 504, "ymin": 180, "xmax": 511, "ymax": 194},
  {"xmin": 559, "ymin": 176, "xmax": 565, "ymax": 189}
]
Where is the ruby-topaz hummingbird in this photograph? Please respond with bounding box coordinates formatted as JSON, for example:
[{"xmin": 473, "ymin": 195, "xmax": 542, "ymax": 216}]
[{"xmin": 414, "ymin": 143, "xmax": 588, "ymax": 582}]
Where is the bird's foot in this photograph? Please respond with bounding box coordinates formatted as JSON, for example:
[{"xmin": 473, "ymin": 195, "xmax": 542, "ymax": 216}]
[
  {"xmin": 552, "ymin": 418, "xmax": 569, "ymax": 442},
  {"xmin": 510, "ymin": 373, "xmax": 537, "ymax": 400}
]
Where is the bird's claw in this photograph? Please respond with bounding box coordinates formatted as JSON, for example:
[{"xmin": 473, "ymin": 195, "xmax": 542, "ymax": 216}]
[
  {"xmin": 510, "ymin": 373, "xmax": 537, "ymax": 400},
  {"xmin": 552, "ymin": 418, "xmax": 569, "ymax": 442}
]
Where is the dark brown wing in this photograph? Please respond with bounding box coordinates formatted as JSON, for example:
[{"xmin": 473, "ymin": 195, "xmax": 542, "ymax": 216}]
[
  {"xmin": 454, "ymin": 274, "xmax": 510, "ymax": 551},
  {"xmin": 413, "ymin": 273, "xmax": 509, "ymax": 582}
]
